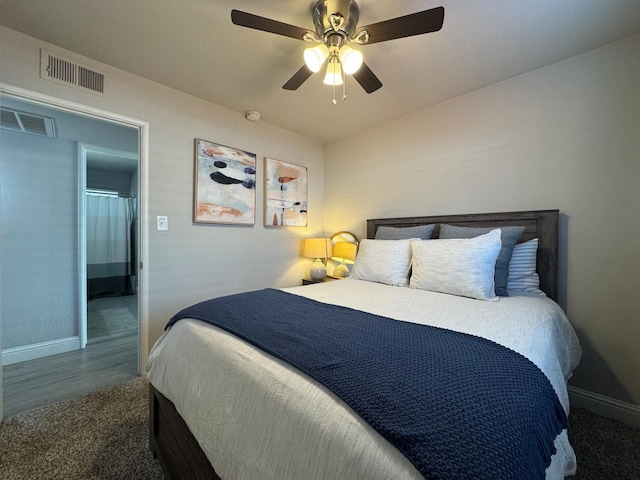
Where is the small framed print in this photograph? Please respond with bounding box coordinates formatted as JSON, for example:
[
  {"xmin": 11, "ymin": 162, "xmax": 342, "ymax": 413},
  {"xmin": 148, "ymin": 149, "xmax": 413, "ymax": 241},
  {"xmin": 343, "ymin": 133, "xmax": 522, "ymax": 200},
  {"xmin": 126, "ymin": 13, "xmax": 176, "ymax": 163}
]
[
  {"xmin": 193, "ymin": 138, "xmax": 256, "ymax": 225},
  {"xmin": 263, "ymin": 157, "xmax": 308, "ymax": 227}
]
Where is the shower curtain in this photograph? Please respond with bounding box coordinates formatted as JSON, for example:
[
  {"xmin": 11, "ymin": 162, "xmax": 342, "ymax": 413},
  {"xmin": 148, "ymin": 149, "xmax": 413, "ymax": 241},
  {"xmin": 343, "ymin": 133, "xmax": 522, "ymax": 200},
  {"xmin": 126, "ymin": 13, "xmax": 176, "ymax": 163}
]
[{"xmin": 86, "ymin": 194, "xmax": 135, "ymax": 299}]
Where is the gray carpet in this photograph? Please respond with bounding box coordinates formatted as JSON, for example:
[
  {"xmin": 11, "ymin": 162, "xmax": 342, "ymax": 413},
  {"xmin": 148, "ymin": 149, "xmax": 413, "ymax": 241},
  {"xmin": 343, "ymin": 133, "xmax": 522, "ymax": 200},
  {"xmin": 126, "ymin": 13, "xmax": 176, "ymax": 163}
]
[
  {"xmin": 569, "ymin": 407, "xmax": 640, "ymax": 479},
  {"xmin": 0, "ymin": 376, "xmax": 638, "ymax": 479},
  {"xmin": 0, "ymin": 377, "xmax": 164, "ymax": 480}
]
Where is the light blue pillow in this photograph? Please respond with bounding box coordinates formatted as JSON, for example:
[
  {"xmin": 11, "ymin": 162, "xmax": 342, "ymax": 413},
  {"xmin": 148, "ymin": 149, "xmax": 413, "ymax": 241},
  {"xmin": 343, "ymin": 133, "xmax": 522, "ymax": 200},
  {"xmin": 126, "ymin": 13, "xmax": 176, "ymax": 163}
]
[
  {"xmin": 439, "ymin": 224, "xmax": 525, "ymax": 297},
  {"xmin": 375, "ymin": 224, "xmax": 435, "ymax": 240}
]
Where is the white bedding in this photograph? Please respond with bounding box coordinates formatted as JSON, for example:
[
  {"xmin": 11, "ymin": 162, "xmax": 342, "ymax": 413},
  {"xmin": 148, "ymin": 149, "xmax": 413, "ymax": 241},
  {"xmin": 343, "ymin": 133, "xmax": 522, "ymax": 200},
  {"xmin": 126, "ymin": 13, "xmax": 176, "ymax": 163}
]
[{"xmin": 147, "ymin": 279, "xmax": 582, "ymax": 479}]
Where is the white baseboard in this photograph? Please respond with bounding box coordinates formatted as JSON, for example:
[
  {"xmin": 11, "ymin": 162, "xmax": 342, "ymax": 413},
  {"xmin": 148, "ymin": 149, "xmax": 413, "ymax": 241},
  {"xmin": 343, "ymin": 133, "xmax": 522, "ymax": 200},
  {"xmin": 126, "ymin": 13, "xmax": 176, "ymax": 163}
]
[
  {"xmin": 2, "ymin": 336, "xmax": 80, "ymax": 366},
  {"xmin": 569, "ymin": 385, "xmax": 640, "ymax": 429}
]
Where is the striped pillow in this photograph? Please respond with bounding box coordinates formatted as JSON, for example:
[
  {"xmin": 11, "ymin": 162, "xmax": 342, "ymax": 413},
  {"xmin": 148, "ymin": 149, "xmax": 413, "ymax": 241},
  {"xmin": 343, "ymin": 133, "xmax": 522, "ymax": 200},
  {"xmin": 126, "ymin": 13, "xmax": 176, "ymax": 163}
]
[{"xmin": 507, "ymin": 238, "xmax": 545, "ymax": 296}]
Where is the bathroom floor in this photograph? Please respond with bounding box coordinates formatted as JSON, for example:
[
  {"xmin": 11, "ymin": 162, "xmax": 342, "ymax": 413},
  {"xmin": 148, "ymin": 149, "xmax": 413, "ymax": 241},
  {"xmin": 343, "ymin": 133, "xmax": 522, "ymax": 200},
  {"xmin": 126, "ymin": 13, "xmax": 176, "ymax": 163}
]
[{"xmin": 87, "ymin": 294, "xmax": 138, "ymax": 344}]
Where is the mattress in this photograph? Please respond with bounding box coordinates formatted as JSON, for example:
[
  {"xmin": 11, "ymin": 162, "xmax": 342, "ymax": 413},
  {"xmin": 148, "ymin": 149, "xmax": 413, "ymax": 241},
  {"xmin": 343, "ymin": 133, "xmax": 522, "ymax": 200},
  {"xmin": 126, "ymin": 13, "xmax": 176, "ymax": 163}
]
[{"xmin": 147, "ymin": 279, "xmax": 582, "ymax": 479}]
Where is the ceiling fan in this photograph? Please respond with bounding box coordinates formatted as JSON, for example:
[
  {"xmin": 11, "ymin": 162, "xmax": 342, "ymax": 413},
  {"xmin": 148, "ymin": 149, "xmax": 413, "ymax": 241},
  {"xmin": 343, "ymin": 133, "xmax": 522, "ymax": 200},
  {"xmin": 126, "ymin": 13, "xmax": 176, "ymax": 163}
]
[{"xmin": 231, "ymin": 0, "xmax": 444, "ymax": 101}]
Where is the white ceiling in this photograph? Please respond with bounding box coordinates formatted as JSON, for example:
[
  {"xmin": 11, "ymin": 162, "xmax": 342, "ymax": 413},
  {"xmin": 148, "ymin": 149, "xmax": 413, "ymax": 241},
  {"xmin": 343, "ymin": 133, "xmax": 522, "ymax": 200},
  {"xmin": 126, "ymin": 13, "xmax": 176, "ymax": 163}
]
[{"xmin": 1, "ymin": 0, "xmax": 639, "ymax": 143}]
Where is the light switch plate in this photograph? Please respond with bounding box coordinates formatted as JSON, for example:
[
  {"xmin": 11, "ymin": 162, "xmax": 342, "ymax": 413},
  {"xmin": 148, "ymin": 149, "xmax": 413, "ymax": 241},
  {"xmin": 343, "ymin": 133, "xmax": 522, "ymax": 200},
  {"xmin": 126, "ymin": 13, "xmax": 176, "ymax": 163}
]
[{"xmin": 156, "ymin": 215, "xmax": 168, "ymax": 231}]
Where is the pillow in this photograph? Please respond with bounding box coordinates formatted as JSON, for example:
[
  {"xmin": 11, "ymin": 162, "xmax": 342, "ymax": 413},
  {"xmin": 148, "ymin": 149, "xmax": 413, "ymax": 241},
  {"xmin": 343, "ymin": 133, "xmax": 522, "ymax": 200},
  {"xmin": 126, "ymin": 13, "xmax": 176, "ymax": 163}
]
[
  {"xmin": 439, "ymin": 224, "xmax": 525, "ymax": 297},
  {"xmin": 375, "ymin": 224, "xmax": 435, "ymax": 240},
  {"xmin": 507, "ymin": 238, "xmax": 546, "ymax": 296},
  {"xmin": 409, "ymin": 229, "xmax": 502, "ymax": 300},
  {"xmin": 350, "ymin": 239, "xmax": 414, "ymax": 286}
]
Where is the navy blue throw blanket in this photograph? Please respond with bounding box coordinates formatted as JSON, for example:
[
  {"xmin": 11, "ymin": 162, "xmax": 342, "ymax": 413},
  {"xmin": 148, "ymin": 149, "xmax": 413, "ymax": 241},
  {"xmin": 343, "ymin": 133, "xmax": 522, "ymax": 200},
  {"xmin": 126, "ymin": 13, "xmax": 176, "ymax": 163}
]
[{"xmin": 167, "ymin": 288, "xmax": 567, "ymax": 480}]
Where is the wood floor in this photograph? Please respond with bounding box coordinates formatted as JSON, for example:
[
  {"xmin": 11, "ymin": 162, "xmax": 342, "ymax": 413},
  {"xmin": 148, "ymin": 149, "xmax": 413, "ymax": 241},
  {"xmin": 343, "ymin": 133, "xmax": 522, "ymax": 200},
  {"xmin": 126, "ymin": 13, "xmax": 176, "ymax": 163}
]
[{"xmin": 2, "ymin": 334, "xmax": 138, "ymax": 418}]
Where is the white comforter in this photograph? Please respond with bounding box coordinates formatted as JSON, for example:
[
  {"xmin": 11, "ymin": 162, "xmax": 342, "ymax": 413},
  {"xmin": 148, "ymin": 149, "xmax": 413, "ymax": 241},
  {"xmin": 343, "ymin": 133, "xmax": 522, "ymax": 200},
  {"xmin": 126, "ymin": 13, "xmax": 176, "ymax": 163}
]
[{"xmin": 147, "ymin": 279, "xmax": 582, "ymax": 479}]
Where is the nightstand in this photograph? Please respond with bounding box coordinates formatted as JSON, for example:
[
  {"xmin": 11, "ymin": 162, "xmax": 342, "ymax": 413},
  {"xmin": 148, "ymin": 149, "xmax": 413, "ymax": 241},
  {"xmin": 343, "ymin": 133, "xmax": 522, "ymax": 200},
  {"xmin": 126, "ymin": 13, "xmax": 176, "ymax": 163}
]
[{"xmin": 301, "ymin": 276, "xmax": 341, "ymax": 286}]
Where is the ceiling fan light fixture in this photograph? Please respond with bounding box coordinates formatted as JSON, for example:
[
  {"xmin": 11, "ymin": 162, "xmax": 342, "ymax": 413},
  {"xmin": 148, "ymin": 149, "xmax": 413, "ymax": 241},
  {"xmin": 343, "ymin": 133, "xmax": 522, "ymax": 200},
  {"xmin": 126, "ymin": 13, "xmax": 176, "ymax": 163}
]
[
  {"xmin": 303, "ymin": 44, "xmax": 330, "ymax": 73},
  {"xmin": 231, "ymin": 2, "xmax": 445, "ymax": 96},
  {"xmin": 323, "ymin": 58, "xmax": 343, "ymax": 86},
  {"xmin": 338, "ymin": 45, "xmax": 363, "ymax": 74}
]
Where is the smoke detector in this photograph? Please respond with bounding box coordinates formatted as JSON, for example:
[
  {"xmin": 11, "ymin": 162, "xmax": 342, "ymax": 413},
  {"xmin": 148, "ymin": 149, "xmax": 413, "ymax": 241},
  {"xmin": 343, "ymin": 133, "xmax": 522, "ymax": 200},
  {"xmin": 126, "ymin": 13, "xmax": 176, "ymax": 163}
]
[{"xmin": 245, "ymin": 110, "xmax": 261, "ymax": 122}]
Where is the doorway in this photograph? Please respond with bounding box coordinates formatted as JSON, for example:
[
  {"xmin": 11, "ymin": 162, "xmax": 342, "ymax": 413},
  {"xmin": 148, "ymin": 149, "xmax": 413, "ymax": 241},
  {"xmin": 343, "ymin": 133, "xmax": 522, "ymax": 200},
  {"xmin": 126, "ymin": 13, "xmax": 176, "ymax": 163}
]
[
  {"xmin": 0, "ymin": 91, "xmax": 145, "ymax": 418},
  {"xmin": 81, "ymin": 145, "xmax": 139, "ymax": 347}
]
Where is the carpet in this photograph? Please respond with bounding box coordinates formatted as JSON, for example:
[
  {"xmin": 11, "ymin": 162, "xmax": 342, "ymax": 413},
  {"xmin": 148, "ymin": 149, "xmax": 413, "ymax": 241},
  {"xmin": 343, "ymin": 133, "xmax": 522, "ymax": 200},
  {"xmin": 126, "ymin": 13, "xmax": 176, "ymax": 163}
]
[
  {"xmin": 1, "ymin": 376, "xmax": 639, "ymax": 479},
  {"xmin": 0, "ymin": 377, "xmax": 164, "ymax": 480},
  {"xmin": 569, "ymin": 406, "xmax": 640, "ymax": 479}
]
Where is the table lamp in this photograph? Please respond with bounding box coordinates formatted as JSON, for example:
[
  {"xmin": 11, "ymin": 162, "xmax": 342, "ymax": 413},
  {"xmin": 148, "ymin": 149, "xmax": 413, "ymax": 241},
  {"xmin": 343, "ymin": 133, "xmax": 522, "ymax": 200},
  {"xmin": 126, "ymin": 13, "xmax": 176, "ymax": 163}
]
[
  {"xmin": 331, "ymin": 241, "xmax": 357, "ymax": 278},
  {"xmin": 303, "ymin": 238, "xmax": 332, "ymax": 281}
]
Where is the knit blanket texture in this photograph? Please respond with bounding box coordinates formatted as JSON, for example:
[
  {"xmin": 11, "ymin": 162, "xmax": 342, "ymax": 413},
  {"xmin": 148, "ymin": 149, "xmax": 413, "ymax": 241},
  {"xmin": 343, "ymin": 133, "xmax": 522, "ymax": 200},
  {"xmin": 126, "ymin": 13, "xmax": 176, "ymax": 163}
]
[{"xmin": 167, "ymin": 288, "xmax": 567, "ymax": 479}]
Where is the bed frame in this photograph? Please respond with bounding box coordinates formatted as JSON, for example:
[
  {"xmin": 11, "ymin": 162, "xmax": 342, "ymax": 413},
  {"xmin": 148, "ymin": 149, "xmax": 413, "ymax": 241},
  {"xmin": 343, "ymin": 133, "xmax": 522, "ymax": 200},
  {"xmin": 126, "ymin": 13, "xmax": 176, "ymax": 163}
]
[
  {"xmin": 149, "ymin": 209, "xmax": 560, "ymax": 480},
  {"xmin": 150, "ymin": 385, "xmax": 221, "ymax": 480}
]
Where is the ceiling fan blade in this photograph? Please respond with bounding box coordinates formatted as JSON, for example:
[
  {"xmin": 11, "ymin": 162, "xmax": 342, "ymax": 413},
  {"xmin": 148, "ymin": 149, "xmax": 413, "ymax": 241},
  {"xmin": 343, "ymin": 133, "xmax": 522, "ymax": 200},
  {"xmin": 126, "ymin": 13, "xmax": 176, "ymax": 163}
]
[
  {"xmin": 282, "ymin": 65, "xmax": 314, "ymax": 90},
  {"xmin": 357, "ymin": 6, "xmax": 444, "ymax": 45},
  {"xmin": 352, "ymin": 62, "xmax": 382, "ymax": 94},
  {"xmin": 231, "ymin": 10, "xmax": 311, "ymax": 41}
]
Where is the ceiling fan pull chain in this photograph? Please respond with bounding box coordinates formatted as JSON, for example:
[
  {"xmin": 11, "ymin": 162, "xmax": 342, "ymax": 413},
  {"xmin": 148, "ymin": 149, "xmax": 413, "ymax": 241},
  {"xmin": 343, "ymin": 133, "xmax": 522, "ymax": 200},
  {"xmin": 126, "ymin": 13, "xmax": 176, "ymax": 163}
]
[
  {"xmin": 332, "ymin": 83, "xmax": 337, "ymax": 105},
  {"xmin": 342, "ymin": 70, "xmax": 347, "ymax": 101}
]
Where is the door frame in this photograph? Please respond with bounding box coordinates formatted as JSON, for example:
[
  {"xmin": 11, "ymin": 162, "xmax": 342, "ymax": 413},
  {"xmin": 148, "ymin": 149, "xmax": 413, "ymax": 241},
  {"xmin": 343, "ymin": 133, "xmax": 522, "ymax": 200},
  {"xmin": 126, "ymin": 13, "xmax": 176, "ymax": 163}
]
[
  {"xmin": 79, "ymin": 144, "xmax": 139, "ymax": 349},
  {"xmin": 0, "ymin": 83, "xmax": 150, "ymax": 421}
]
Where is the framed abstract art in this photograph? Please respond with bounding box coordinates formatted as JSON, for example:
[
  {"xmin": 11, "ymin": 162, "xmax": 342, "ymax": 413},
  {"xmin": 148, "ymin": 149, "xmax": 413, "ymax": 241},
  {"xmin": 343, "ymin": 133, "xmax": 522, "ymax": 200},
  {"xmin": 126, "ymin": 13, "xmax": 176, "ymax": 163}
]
[
  {"xmin": 263, "ymin": 157, "xmax": 308, "ymax": 227},
  {"xmin": 193, "ymin": 138, "xmax": 256, "ymax": 225}
]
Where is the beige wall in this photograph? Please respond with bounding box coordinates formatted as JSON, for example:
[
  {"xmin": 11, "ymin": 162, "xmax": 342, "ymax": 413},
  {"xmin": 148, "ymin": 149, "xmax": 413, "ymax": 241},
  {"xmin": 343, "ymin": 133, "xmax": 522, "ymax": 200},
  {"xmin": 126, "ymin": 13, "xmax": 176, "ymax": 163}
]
[
  {"xmin": 0, "ymin": 26, "xmax": 325, "ymax": 356},
  {"xmin": 324, "ymin": 34, "xmax": 640, "ymax": 406}
]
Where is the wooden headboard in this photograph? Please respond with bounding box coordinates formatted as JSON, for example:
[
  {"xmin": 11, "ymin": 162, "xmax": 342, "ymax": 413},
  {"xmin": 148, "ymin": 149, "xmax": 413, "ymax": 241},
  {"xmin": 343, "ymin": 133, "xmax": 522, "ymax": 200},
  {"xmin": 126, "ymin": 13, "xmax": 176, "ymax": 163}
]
[{"xmin": 367, "ymin": 210, "xmax": 559, "ymax": 301}]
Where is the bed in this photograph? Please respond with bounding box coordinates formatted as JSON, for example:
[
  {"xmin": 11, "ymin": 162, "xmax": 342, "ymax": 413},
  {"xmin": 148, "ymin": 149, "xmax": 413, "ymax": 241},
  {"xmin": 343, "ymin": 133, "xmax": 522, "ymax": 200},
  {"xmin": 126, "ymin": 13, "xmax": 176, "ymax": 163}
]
[{"xmin": 147, "ymin": 209, "xmax": 582, "ymax": 480}]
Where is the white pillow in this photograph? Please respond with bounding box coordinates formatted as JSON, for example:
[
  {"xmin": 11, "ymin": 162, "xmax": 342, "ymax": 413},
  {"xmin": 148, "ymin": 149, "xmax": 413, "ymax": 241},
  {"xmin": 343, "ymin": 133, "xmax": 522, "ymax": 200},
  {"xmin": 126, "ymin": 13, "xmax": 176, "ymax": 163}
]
[
  {"xmin": 507, "ymin": 238, "xmax": 546, "ymax": 296},
  {"xmin": 350, "ymin": 239, "xmax": 414, "ymax": 286},
  {"xmin": 410, "ymin": 229, "xmax": 502, "ymax": 301}
]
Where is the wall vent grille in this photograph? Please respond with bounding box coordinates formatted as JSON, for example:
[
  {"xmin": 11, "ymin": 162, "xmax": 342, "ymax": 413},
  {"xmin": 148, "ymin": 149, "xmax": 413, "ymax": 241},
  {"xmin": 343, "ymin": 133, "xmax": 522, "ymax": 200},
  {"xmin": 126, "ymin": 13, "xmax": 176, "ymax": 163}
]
[
  {"xmin": 0, "ymin": 108, "xmax": 57, "ymax": 137},
  {"xmin": 40, "ymin": 48, "xmax": 109, "ymax": 96}
]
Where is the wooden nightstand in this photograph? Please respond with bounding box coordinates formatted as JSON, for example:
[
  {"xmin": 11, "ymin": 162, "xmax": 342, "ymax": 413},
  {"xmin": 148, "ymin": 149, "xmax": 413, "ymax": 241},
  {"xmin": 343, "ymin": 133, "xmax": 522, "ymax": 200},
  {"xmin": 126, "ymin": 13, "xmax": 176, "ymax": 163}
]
[{"xmin": 301, "ymin": 276, "xmax": 341, "ymax": 286}]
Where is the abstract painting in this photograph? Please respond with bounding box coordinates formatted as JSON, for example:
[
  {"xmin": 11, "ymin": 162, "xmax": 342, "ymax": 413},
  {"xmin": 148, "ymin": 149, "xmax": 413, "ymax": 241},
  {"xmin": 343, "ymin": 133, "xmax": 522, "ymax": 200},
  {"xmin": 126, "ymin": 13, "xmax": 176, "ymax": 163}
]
[
  {"xmin": 194, "ymin": 138, "xmax": 256, "ymax": 225},
  {"xmin": 264, "ymin": 157, "xmax": 308, "ymax": 227}
]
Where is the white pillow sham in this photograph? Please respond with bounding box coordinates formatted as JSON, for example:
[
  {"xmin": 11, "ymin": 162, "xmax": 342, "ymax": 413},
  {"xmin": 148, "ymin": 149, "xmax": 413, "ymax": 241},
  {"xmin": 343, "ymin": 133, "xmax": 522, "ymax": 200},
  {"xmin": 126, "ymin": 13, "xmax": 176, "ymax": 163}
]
[
  {"xmin": 350, "ymin": 238, "xmax": 414, "ymax": 286},
  {"xmin": 410, "ymin": 229, "xmax": 502, "ymax": 301},
  {"xmin": 507, "ymin": 238, "xmax": 546, "ymax": 296}
]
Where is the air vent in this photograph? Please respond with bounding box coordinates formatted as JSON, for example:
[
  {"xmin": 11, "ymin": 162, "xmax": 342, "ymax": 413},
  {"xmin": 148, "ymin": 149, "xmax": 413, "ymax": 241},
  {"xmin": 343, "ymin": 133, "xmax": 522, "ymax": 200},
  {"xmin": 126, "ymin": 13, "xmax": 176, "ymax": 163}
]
[
  {"xmin": 0, "ymin": 108, "xmax": 56, "ymax": 137},
  {"xmin": 40, "ymin": 48, "xmax": 109, "ymax": 96}
]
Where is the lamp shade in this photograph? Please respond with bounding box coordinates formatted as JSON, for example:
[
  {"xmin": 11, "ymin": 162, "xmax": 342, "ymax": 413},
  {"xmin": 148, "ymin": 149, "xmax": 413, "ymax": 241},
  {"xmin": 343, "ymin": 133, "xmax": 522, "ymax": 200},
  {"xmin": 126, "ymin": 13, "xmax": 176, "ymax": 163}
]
[
  {"xmin": 304, "ymin": 44, "xmax": 329, "ymax": 73},
  {"xmin": 303, "ymin": 238, "xmax": 332, "ymax": 259},
  {"xmin": 331, "ymin": 241, "xmax": 357, "ymax": 264},
  {"xmin": 323, "ymin": 59, "xmax": 343, "ymax": 86},
  {"xmin": 338, "ymin": 46, "xmax": 363, "ymax": 75}
]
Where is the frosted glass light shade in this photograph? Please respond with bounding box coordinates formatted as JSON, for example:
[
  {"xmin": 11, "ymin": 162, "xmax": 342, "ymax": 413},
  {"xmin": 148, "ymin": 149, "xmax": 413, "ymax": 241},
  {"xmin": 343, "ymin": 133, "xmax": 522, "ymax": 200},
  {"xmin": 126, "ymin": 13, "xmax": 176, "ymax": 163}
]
[
  {"xmin": 304, "ymin": 44, "xmax": 329, "ymax": 72},
  {"xmin": 323, "ymin": 60, "xmax": 343, "ymax": 86},
  {"xmin": 338, "ymin": 46, "xmax": 363, "ymax": 74}
]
